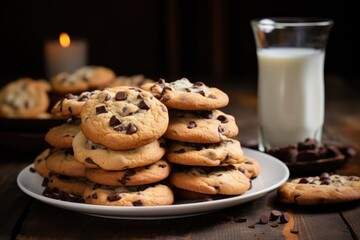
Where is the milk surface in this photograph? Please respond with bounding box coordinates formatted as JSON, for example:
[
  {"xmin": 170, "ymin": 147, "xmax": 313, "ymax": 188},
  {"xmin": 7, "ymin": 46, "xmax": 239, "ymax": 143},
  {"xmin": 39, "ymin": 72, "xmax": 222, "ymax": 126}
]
[{"xmin": 257, "ymin": 48, "xmax": 325, "ymax": 148}]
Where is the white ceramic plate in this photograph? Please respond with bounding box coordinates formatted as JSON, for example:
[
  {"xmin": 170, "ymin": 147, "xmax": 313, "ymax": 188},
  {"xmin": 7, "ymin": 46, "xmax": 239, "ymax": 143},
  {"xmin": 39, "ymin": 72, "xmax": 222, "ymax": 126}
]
[{"xmin": 17, "ymin": 148, "xmax": 289, "ymax": 220}]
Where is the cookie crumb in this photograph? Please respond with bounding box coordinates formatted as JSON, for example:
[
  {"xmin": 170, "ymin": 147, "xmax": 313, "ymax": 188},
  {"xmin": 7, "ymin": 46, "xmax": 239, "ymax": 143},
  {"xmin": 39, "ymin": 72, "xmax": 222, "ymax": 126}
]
[{"xmin": 280, "ymin": 212, "xmax": 290, "ymax": 223}]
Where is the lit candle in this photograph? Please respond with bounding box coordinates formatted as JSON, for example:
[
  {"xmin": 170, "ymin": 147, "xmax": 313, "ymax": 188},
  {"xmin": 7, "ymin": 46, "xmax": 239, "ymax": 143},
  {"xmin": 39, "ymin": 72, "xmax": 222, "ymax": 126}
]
[{"xmin": 44, "ymin": 33, "xmax": 88, "ymax": 78}]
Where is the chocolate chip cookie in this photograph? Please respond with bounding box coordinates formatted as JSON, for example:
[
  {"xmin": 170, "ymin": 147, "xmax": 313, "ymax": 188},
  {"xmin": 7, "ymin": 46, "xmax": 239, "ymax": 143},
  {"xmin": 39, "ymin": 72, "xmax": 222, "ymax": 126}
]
[
  {"xmin": 169, "ymin": 165, "xmax": 251, "ymax": 195},
  {"xmin": 45, "ymin": 148, "xmax": 85, "ymax": 177},
  {"xmin": 0, "ymin": 77, "xmax": 51, "ymax": 118},
  {"xmin": 84, "ymin": 159, "xmax": 171, "ymax": 186},
  {"xmin": 83, "ymin": 183, "xmax": 174, "ymax": 206},
  {"xmin": 277, "ymin": 172, "xmax": 360, "ymax": 205},
  {"xmin": 72, "ymin": 131, "xmax": 166, "ymax": 170},
  {"xmin": 51, "ymin": 90, "xmax": 100, "ymax": 116},
  {"xmin": 45, "ymin": 116, "xmax": 81, "ymax": 148},
  {"xmin": 165, "ymin": 109, "xmax": 238, "ymax": 143},
  {"xmin": 141, "ymin": 78, "xmax": 229, "ymax": 110},
  {"xmin": 166, "ymin": 139, "xmax": 244, "ymax": 166},
  {"xmin": 80, "ymin": 86, "xmax": 169, "ymax": 150},
  {"xmin": 51, "ymin": 66, "xmax": 115, "ymax": 95}
]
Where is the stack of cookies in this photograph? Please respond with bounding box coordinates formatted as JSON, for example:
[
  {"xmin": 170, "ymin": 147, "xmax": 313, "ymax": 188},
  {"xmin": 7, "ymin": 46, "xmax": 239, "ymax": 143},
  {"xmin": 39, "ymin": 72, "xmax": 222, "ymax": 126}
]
[
  {"xmin": 141, "ymin": 78, "xmax": 260, "ymax": 199},
  {"xmin": 37, "ymin": 86, "xmax": 174, "ymax": 206}
]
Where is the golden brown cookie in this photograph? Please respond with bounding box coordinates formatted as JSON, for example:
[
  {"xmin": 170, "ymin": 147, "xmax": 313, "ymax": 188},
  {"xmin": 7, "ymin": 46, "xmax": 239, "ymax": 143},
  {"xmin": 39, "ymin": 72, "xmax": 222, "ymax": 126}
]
[
  {"xmin": 232, "ymin": 155, "xmax": 261, "ymax": 179},
  {"xmin": 169, "ymin": 165, "xmax": 251, "ymax": 195},
  {"xmin": 45, "ymin": 148, "xmax": 85, "ymax": 177},
  {"xmin": 84, "ymin": 160, "xmax": 171, "ymax": 186},
  {"xmin": 45, "ymin": 116, "xmax": 81, "ymax": 148},
  {"xmin": 0, "ymin": 77, "xmax": 51, "ymax": 118},
  {"xmin": 166, "ymin": 139, "xmax": 244, "ymax": 166},
  {"xmin": 46, "ymin": 174, "xmax": 89, "ymax": 197},
  {"xmin": 277, "ymin": 173, "xmax": 360, "ymax": 205},
  {"xmin": 141, "ymin": 78, "xmax": 229, "ymax": 110},
  {"xmin": 50, "ymin": 90, "xmax": 100, "ymax": 116},
  {"xmin": 80, "ymin": 86, "xmax": 169, "ymax": 150},
  {"xmin": 72, "ymin": 131, "xmax": 166, "ymax": 170},
  {"xmin": 165, "ymin": 109, "xmax": 238, "ymax": 143},
  {"xmin": 106, "ymin": 74, "xmax": 154, "ymax": 88},
  {"xmin": 33, "ymin": 148, "xmax": 52, "ymax": 178},
  {"xmin": 83, "ymin": 183, "xmax": 174, "ymax": 206}
]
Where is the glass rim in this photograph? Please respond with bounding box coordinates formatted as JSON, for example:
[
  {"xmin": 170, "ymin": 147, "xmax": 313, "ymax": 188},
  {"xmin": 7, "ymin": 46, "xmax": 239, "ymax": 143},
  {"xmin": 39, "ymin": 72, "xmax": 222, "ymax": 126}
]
[{"xmin": 251, "ymin": 17, "xmax": 334, "ymax": 27}]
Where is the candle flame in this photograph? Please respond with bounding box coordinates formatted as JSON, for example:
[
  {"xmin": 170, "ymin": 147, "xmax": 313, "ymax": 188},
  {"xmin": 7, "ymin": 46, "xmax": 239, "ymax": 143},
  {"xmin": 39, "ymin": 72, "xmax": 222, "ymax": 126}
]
[{"xmin": 59, "ymin": 32, "xmax": 71, "ymax": 48}]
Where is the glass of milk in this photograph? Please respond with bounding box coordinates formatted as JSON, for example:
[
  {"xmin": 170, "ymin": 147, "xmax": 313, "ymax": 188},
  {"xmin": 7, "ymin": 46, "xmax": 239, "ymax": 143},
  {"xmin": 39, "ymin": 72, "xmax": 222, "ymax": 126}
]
[{"xmin": 250, "ymin": 17, "xmax": 333, "ymax": 151}]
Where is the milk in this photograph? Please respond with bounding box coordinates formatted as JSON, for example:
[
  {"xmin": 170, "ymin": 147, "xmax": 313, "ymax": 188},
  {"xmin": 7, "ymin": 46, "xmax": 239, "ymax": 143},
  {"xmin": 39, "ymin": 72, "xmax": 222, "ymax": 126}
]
[{"xmin": 257, "ymin": 48, "xmax": 325, "ymax": 148}]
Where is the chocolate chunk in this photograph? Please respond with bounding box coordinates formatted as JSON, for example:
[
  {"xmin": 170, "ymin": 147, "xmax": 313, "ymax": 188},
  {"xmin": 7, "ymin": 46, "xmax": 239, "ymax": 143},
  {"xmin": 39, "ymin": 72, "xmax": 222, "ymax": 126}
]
[
  {"xmin": 297, "ymin": 149, "xmax": 318, "ymax": 161},
  {"xmin": 270, "ymin": 210, "xmax": 282, "ymax": 221},
  {"xmin": 29, "ymin": 167, "xmax": 36, "ymax": 173},
  {"xmin": 197, "ymin": 90, "xmax": 205, "ymax": 96},
  {"xmin": 96, "ymin": 105, "xmax": 107, "ymax": 114},
  {"xmin": 132, "ymin": 200, "xmax": 143, "ymax": 206},
  {"xmin": 119, "ymin": 169, "xmax": 136, "ymax": 184},
  {"xmin": 107, "ymin": 194, "xmax": 121, "ymax": 202},
  {"xmin": 298, "ymin": 138, "xmax": 317, "ymax": 150},
  {"xmin": 187, "ymin": 121, "xmax": 197, "ymax": 129},
  {"xmin": 218, "ymin": 125, "xmax": 224, "ymax": 133},
  {"xmin": 91, "ymin": 193, "xmax": 98, "ymax": 199},
  {"xmin": 85, "ymin": 157, "xmax": 94, "ymax": 164},
  {"xmin": 217, "ymin": 115, "xmax": 228, "ymax": 123},
  {"xmin": 259, "ymin": 214, "xmax": 269, "ymax": 224},
  {"xmin": 104, "ymin": 93, "xmax": 111, "ymax": 101},
  {"xmin": 280, "ymin": 212, "xmax": 290, "ymax": 223},
  {"xmin": 138, "ymin": 100, "xmax": 150, "ymax": 110},
  {"xmin": 78, "ymin": 95, "xmax": 89, "ymax": 102},
  {"xmin": 299, "ymin": 178, "xmax": 309, "ymax": 184},
  {"xmin": 115, "ymin": 91, "xmax": 127, "ymax": 101},
  {"xmin": 109, "ymin": 116, "xmax": 121, "ymax": 126},
  {"xmin": 321, "ymin": 179, "xmax": 332, "ymax": 185},
  {"xmin": 126, "ymin": 123, "xmax": 138, "ymax": 134},
  {"xmin": 320, "ymin": 172, "xmax": 330, "ymax": 180},
  {"xmin": 160, "ymin": 104, "xmax": 167, "ymax": 112},
  {"xmin": 193, "ymin": 81, "xmax": 204, "ymax": 86}
]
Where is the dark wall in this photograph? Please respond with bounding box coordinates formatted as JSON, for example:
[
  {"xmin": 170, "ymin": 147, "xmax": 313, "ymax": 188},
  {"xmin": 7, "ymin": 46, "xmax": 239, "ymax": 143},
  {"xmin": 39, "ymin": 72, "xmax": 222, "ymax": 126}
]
[{"xmin": 0, "ymin": 0, "xmax": 358, "ymax": 87}]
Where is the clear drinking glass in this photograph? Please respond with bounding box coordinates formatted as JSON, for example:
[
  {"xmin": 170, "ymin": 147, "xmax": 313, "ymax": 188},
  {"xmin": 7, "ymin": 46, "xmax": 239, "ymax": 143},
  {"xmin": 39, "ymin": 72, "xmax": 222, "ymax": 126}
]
[{"xmin": 250, "ymin": 17, "xmax": 334, "ymax": 151}]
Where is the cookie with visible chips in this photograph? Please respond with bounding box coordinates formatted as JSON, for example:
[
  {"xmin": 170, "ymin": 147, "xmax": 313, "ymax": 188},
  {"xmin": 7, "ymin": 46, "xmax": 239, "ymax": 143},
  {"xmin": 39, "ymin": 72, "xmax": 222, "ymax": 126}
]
[
  {"xmin": 83, "ymin": 183, "xmax": 174, "ymax": 206},
  {"xmin": 50, "ymin": 66, "xmax": 115, "ymax": 95},
  {"xmin": 45, "ymin": 148, "xmax": 85, "ymax": 177},
  {"xmin": 141, "ymin": 78, "xmax": 229, "ymax": 110},
  {"xmin": 80, "ymin": 86, "xmax": 169, "ymax": 150},
  {"xmin": 72, "ymin": 131, "xmax": 166, "ymax": 170},
  {"xmin": 84, "ymin": 159, "xmax": 171, "ymax": 186},
  {"xmin": 169, "ymin": 165, "xmax": 251, "ymax": 195},
  {"xmin": 51, "ymin": 90, "xmax": 100, "ymax": 116},
  {"xmin": 33, "ymin": 148, "xmax": 51, "ymax": 178},
  {"xmin": 165, "ymin": 109, "xmax": 238, "ymax": 143},
  {"xmin": 166, "ymin": 139, "xmax": 244, "ymax": 166},
  {"xmin": 0, "ymin": 77, "xmax": 51, "ymax": 118},
  {"xmin": 277, "ymin": 172, "xmax": 360, "ymax": 205},
  {"xmin": 45, "ymin": 116, "xmax": 81, "ymax": 148}
]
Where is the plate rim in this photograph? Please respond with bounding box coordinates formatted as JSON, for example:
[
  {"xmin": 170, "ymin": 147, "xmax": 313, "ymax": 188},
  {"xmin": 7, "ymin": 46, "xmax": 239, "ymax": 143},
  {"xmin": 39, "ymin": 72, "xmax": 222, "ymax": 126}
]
[{"xmin": 17, "ymin": 147, "xmax": 289, "ymax": 219}]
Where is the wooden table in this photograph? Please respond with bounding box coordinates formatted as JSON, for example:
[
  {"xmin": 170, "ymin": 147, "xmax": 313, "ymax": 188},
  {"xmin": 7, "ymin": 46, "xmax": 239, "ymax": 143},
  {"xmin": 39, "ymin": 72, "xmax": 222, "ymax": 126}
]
[{"xmin": 1, "ymin": 75, "xmax": 359, "ymax": 240}]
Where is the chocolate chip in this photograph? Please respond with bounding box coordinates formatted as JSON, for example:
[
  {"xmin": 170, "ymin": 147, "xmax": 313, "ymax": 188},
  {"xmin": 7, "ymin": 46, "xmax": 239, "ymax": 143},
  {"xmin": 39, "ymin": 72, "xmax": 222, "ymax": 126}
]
[
  {"xmin": 29, "ymin": 167, "xmax": 36, "ymax": 173},
  {"xmin": 259, "ymin": 214, "xmax": 269, "ymax": 224},
  {"xmin": 85, "ymin": 157, "xmax": 94, "ymax": 164},
  {"xmin": 218, "ymin": 125, "xmax": 224, "ymax": 133},
  {"xmin": 290, "ymin": 228, "xmax": 299, "ymax": 234},
  {"xmin": 126, "ymin": 123, "xmax": 137, "ymax": 134},
  {"xmin": 193, "ymin": 81, "xmax": 204, "ymax": 87},
  {"xmin": 91, "ymin": 193, "xmax": 98, "ymax": 199},
  {"xmin": 96, "ymin": 105, "xmax": 107, "ymax": 114},
  {"xmin": 187, "ymin": 121, "xmax": 197, "ymax": 129},
  {"xmin": 107, "ymin": 194, "xmax": 121, "ymax": 202},
  {"xmin": 280, "ymin": 212, "xmax": 290, "ymax": 223},
  {"xmin": 217, "ymin": 115, "xmax": 228, "ymax": 123},
  {"xmin": 109, "ymin": 116, "xmax": 121, "ymax": 126},
  {"xmin": 104, "ymin": 93, "xmax": 111, "ymax": 101},
  {"xmin": 174, "ymin": 149, "xmax": 185, "ymax": 153},
  {"xmin": 78, "ymin": 95, "xmax": 89, "ymax": 101},
  {"xmin": 138, "ymin": 100, "xmax": 150, "ymax": 110},
  {"xmin": 194, "ymin": 90, "xmax": 204, "ymax": 96},
  {"xmin": 115, "ymin": 91, "xmax": 127, "ymax": 101},
  {"xmin": 299, "ymin": 178, "xmax": 309, "ymax": 184},
  {"xmin": 321, "ymin": 179, "xmax": 332, "ymax": 185},
  {"xmin": 320, "ymin": 172, "xmax": 330, "ymax": 179},
  {"xmin": 160, "ymin": 104, "xmax": 167, "ymax": 112},
  {"xmin": 132, "ymin": 200, "xmax": 143, "ymax": 206},
  {"xmin": 119, "ymin": 169, "xmax": 136, "ymax": 184},
  {"xmin": 270, "ymin": 210, "xmax": 282, "ymax": 221}
]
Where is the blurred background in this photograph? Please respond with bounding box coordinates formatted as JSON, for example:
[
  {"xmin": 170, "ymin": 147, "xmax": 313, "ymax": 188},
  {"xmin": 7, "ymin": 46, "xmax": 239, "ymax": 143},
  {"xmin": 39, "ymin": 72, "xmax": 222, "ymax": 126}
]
[{"xmin": 0, "ymin": 0, "xmax": 358, "ymax": 90}]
